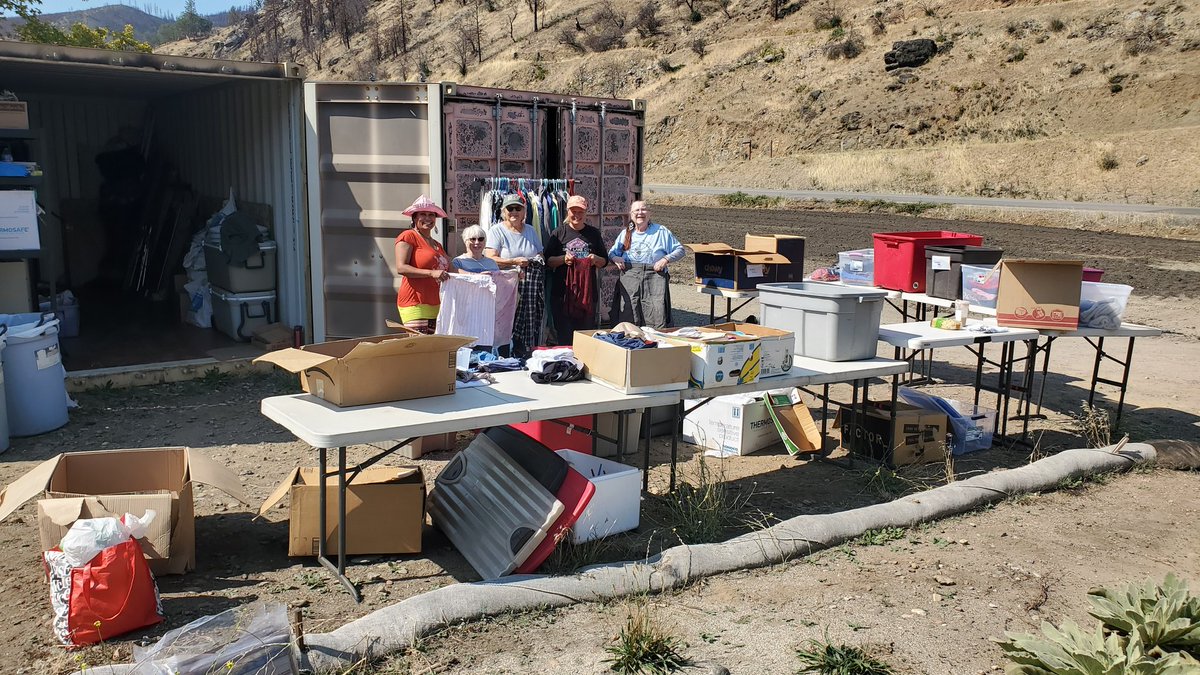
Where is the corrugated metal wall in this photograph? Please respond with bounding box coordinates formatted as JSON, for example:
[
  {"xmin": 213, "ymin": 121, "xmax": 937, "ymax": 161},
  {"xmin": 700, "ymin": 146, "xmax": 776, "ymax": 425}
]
[
  {"xmin": 21, "ymin": 94, "xmax": 147, "ymax": 286},
  {"xmin": 154, "ymin": 79, "xmax": 308, "ymax": 331}
]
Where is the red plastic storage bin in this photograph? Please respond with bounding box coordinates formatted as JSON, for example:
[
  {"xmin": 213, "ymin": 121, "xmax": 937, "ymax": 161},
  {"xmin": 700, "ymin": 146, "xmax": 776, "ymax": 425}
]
[
  {"xmin": 872, "ymin": 231, "xmax": 984, "ymax": 292},
  {"xmin": 1082, "ymin": 267, "xmax": 1104, "ymax": 282},
  {"xmin": 509, "ymin": 416, "xmax": 594, "ymax": 454}
]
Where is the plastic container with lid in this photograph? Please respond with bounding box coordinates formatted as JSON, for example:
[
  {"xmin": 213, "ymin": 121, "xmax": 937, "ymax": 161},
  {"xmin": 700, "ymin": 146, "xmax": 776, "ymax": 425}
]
[
  {"xmin": 872, "ymin": 231, "xmax": 984, "ymax": 292},
  {"xmin": 837, "ymin": 249, "xmax": 875, "ymax": 286},
  {"xmin": 209, "ymin": 287, "xmax": 276, "ymax": 341},
  {"xmin": 1078, "ymin": 282, "xmax": 1132, "ymax": 329},
  {"xmin": 924, "ymin": 245, "xmax": 1004, "ymax": 300},
  {"xmin": 961, "ymin": 264, "xmax": 1001, "ymax": 309},
  {"xmin": 1082, "ymin": 267, "xmax": 1105, "ymax": 283},
  {"xmin": 757, "ymin": 282, "xmax": 889, "ymax": 361}
]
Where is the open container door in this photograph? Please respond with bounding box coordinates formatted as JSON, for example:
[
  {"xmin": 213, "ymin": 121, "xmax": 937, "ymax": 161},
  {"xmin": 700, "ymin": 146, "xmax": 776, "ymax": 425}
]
[{"xmin": 304, "ymin": 82, "xmax": 443, "ymax": 341}]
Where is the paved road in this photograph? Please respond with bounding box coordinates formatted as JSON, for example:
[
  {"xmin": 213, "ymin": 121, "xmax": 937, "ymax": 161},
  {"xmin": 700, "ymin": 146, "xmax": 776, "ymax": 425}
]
[{"xmin": 646, "ymin": 183, "xmax": 1200, "ymax": 217}]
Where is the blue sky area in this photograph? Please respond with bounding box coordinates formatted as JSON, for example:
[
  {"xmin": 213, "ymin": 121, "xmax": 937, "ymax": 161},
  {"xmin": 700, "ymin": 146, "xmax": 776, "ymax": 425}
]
[{"xmin": 10, "ymin": 1, "xmax": 242, "ymax": 17}]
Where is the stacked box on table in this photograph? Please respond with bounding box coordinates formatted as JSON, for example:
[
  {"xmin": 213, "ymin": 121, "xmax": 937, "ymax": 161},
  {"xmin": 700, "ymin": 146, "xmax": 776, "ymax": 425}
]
[
  {"xmin": 703, "ymin": 322, "xmax": 793, "ymax": 377},
  {"xmin": 656, "ymin": 330, "xmax": 762, "ymax": 389},
  {"xmin": 572, "ymin": 330, "xmax": 691, "ymax": 394}
]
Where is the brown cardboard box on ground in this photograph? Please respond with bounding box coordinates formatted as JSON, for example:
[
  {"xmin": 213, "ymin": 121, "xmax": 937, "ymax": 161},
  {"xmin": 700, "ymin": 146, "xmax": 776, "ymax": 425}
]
[
  {"xmin": 259, "ymin": 465, "xmax": 425, "ymax": 556},
  {"xmin": 837, "ymin": 402, "xmax": 949, "ymax": 467},
  {"xmin": 573, "ymin": 330, "xmax": 692, "ymax": 394},
  {"xmin": 0, "ymin": 447, "xmax": 248, "ymax": 575},
  {"xmin": 255, "ymin": 333, "xmax": 474, "ymax": 406},
  {"xmin": 251, "ymin": 322, "xmax": 293, "ymax": 352},
  {"xmin": 996, "ymin": 260, "xmax": 1083, "ymax": 330},
  {"xmin": 400, "ymin": 432, "xmax": 458, "ymax": 460},
  {"xmin": 765, "ymin": 389, "xmax": 823, "ymax": 456}
]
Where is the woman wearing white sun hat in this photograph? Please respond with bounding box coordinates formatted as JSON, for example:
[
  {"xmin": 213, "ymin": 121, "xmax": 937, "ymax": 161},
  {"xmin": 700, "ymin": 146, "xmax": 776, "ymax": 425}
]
[{"xmin": 394, "ymin": 194, "xmax": 451, "ymax": 334}]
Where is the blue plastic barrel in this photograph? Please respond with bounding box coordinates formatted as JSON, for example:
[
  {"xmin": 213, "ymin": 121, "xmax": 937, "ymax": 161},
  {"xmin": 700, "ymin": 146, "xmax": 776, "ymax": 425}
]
[{"xmin": 0, "ymin": 313, "xmax": 68, "ymax": 438}]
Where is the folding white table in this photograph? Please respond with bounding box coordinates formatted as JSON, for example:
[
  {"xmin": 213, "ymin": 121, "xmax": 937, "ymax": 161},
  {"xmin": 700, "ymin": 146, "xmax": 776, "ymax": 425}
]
[{"xmin": 877, "ymin": 320, "xmax": 1041, "ymax": 440}]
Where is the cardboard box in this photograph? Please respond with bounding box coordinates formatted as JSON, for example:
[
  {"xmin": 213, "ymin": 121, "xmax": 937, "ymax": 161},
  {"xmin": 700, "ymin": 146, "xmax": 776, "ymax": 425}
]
[
  {"xmin": 658, "ymin": 332, "xmax": 762, "ymax": 389},
  {"xmin": 838, "ymin": 402, "xmax": 948, "ymax": 467},
  {"xmin": 400, "ymin": 432, "xmax": 458, "ymax": 460},
  {"xmin": 765, "ymin": 389, "xmax": 822, "ymax": 456},
  {"xmin": 0, "ymin": 190, "xmax": 40, "ymax": 253},
  {"xmin": 255, "ymin": 333, "xmax": 474, "ymax": 406},
  {"xmin": 688, "ymin": 244, "xmax": 793, "ymax": 290},
  {"xmin": 704, "ymin": 323, "xmax": 793, "ymax": 377},
  {"xmin": 572, "ymin": 330, "xmax": 692, "ymax": 394},
  {"xmin": 251, "ymin": 322, "xmax": 293, "ymax": 352},
  {"xmin": 743, "ymin": 234, "xmax": 805, "ymax": 283},
  {"xmin": 0, "ymin": 101, "xmax": 29, "ymax": 130},
  {"xmin": 682, "ymin": 393, "xmax": 779, "ymax": 456},
  {"xmin": 996, "ymin": 260, "xmax": 1083, "ymax": 330},
  {"xmin": 260, "ymin": 465, "xmax": 425, "ymax": 556},
  {"xmin": 0, "ymin": 447, "xmax": 247, "ymax": 575}
]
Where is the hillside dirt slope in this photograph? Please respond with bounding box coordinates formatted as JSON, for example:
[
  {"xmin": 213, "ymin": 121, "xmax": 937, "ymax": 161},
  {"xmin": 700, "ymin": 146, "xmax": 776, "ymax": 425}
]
[{"xmin": 154, "ymin": 0, "xmax": 1200, "ymax": 206}]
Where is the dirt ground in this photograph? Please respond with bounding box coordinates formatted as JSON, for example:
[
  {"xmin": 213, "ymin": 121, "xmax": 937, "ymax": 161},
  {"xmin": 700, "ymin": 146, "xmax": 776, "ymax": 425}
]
[{"xmin": 1, "ymin": 207, "xmax": 1198, "ymax": 674}]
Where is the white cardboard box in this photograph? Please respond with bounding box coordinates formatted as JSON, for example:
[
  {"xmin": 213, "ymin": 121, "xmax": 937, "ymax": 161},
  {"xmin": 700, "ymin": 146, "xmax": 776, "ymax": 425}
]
[
  {"xmin": 682, "ymin": 393, "xmax": 780, "ymax": 456},
  {"xmin": 704, "ymin": 323, "xmax": 794, "ymax": 378},
  {"xmin": 660, "ymin": 333, "xmax": 762, "ymax": 389}
]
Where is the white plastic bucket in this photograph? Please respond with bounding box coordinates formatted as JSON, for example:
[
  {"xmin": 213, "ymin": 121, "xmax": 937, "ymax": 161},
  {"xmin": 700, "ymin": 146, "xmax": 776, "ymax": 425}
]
[{"xmin": 0, "ymin": 313, "xmax": 69, "ymax": 438}]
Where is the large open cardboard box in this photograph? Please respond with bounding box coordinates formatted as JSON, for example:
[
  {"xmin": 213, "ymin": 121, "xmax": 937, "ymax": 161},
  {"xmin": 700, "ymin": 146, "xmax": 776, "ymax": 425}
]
[
  {"xmin": 838, "ymin": 403, "xmax": 948, "ymax": 467},
  {"xmin": 260, "ymin": 465, "xmax": 425, "ymax": 556},
  {"xmin": 573, "ymin": 330, "xmax": 691, "ymax": 394},
  {"xmin": 765, "ymin": 389, "xmax": 823, "ymax": 456},
  {"xmin": 996, "ymin": 260, "xmax": 1083, "ymax": 330},
  {"xmin": 255, "ymin": 333, "xmax": 474, "ymax": 406},
  {"xmin": 657, "ymin": 332, "xmax": 762, "ymax": 389},
  {"xmin": 704, "ymin": 323, "xmax": 794, "ymax": 378},
  {"xmin": 0, "ymin": 447, "xmax": 247, "ymax": 575},
  {"xmin": 688, "ymin": 234, "xmax": 805, "ymax": 290}
]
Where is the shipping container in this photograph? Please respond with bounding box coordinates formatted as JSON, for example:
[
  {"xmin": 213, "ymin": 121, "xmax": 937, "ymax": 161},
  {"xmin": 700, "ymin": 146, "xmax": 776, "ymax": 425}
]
[{"xmin": 0, "ymin": 42, "xmax": 645, "ymax": 371}]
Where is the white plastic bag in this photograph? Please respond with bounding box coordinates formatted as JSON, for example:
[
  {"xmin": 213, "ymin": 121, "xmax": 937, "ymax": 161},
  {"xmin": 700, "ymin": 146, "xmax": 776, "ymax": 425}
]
[
  {"xmin": 59, "ymin": 510, "xmax": 157, "ymax": 568},
  {"xmin": 183, "ymin": 279, "xmax": 212, "ymax": 328}
]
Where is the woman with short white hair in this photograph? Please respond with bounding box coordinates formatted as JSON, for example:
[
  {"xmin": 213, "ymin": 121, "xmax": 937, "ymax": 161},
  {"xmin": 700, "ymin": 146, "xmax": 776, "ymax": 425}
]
[{"xmin": 452, "ymin": 224, "xmax": 500, "ymax": 272}]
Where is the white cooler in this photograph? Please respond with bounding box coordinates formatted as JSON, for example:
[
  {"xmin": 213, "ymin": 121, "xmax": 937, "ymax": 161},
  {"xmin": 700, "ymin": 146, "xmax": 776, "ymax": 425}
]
[{"xmin": 210, "ymin": 287, "xmax": 275, "ymax": 342}]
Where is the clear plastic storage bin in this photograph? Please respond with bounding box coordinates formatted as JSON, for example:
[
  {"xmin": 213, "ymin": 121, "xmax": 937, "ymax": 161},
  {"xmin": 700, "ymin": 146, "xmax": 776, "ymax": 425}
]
[
  {"xmin": 837, "ymin": 249, "xmax": 875, "ymax": 286},
  {"xmin": 1079, "ymin": 282, "xmax": 1132, "ymax": 329},
  {"xmin": 961, "ymin": 264, "xmax": 1001, "ymax": 309}
]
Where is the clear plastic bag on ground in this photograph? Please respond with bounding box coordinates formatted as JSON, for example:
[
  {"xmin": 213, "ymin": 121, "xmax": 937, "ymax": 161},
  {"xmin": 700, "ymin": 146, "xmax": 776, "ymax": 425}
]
[{"xmin": 130, "ymin": 602, "xmax": 298, "ymax": 675}]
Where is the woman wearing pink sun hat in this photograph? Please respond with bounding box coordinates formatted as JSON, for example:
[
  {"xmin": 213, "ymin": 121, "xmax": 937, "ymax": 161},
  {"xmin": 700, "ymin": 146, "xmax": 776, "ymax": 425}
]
[{"xmin": 394, "ymin": 194, "xmax": 451, "ymax": 333}]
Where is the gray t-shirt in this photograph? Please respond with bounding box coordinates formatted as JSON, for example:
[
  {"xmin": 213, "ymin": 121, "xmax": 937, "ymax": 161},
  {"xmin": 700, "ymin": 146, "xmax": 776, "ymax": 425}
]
[{"xmin": 486, "ymin": 223, "xmax": 542, "ymax": 259}]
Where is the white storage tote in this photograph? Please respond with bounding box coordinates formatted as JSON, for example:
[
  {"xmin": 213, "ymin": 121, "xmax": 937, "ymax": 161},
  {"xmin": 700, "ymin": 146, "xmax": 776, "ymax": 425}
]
[{"xmin": 555, "ymin": 449, "xmax": 642, "ymax": 544}]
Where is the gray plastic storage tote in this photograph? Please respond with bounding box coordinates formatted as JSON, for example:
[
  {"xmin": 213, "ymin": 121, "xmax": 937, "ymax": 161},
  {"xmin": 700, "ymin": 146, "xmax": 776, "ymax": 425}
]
[
  {"xmin": 210, "ymin": 287, "xmax": 276, "ymax": 341},
  {"xmin": 758, "ymin": 282, "xmax": 888, "ymax": 362},
  {"xmin": 0, "ymin": 313, "xmax": 69, "ymax": 438}
]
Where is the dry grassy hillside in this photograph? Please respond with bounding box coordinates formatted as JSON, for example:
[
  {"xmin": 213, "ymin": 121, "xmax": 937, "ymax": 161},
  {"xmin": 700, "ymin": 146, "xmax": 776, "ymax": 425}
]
[{"xmin": 158, "ymin": 0, "xmax": 1200, "ymax": 206}]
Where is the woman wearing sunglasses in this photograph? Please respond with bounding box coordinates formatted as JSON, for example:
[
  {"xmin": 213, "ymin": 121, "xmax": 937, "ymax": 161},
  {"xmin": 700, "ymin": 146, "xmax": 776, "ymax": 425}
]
[
  {"xmin": 394, "ymin": 194, "xmax": 451, "ymax": 334},
  {"xmin": 484, "ymin": 194, "xmax": 544, "ymax": 358},
  {"xmin": 452, "ymin": 225, "xmax": 500, "ymax": 272}
]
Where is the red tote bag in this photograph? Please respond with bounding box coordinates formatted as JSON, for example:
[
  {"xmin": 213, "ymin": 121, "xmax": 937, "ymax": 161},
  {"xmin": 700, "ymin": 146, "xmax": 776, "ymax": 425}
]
[{"xmin": 45, "ymin": 538, "xmax": 164, "ymax": 647}]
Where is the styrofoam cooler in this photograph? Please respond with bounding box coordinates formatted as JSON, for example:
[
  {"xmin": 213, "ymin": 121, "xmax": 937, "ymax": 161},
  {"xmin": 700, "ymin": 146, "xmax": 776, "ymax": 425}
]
[
  {"xmin": 204, "ymin": 235, "xmax": 277, "ymax": 293},
  {"xmin": 555, "ymin": 449, "xmax": 642, "ymax": 543},
  {"xmin": 0, "ymin": 313, "xmax": 68, "ymax": 438},
  {"xmin": 210, "ymin": 287, "xmax": 275, "ymax": 341},
  {"xmin": 757, "ymin": 282, "xmax": 888, "ymax": 361}
]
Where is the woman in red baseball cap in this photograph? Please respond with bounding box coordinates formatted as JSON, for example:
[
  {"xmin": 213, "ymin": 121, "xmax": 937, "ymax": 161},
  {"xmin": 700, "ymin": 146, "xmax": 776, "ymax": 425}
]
[{"xmin": 544, "ymin": 194, "xmax": 608, "ymax": 345}]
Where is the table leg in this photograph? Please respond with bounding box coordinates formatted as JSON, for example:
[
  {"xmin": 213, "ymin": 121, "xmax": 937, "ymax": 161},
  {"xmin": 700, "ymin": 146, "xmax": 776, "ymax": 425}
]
[
  {"xmin": 998, "ymin": 342, "xmax": 1013, "ymax": 438},
  {"xmin": 316, "ymin": 446, "xmax": 360, "ymax": 602},
  {"xmin": 669, "ymin": 401, "xmax": 681, "ymax": 492},
  {"xmin": 616, "ymin": 410, "xmax": 627, "ymax": 465},
  {"xmin": 709, "ymin": 294, "xmax": 716, "ymax": 324},
  {"xmin": 1035, "ymin": 337, "xmax": 1054, "ymax": 417},
  {"xmin": 848, "ymin": 379, "xmax": 860, "ymax": 468},
  {"xmin": 1088, "ymin": 336, "xmax": 1106, "ymax": 408},
  {"xmin": 1115, "ymin": 338, "xmax": 1136, "ymax": 427},
  {"xmin": 725, "ymin": 297, "xmax": 732, "ymax": 321},
  {"xmin": 1020, "ymin": 339, "xmax": 1035, "ymax": 442},
  {"xmin": 641, "ymin": 408, "xmax": 652, "ymax": 492},
  {"xmin": 973, "ymin": 343, "xmax": 985, "ymax": 409},
  {"xmin": 821, "ymin": 383, "xmax": 830, "ymax": 442}
]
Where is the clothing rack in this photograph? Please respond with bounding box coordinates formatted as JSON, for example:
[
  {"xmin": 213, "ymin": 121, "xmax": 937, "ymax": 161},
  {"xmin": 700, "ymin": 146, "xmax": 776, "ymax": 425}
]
[{"xmin": 474, "ymin": 177, "xmax": 574, "ymax": 195}]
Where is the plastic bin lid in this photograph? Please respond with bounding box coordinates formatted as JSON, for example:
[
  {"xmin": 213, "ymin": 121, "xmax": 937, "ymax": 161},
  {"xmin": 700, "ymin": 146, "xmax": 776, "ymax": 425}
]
[
  {"xmin": 210, "ymin": 287, "xmax": 276, "ymax": 302},
  {"xmin": 757, "ymin": 282, "xmax": 889, "ymax": 300},
  {"xmin": 205, "ymin": 236, "xmax": 277, "ymax": 251}
]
